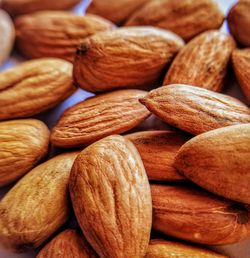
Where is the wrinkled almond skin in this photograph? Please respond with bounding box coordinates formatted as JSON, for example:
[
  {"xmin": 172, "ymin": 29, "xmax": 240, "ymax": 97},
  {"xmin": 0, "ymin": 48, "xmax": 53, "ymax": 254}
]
[
  {"xmin": 175, "ymin": 124, "xmax": 250, "ymax": 204},
  {"xmin": 15, "ymin": 12, "xmax": 114, "ymax": 62},
  {"xmin": 51, "ymin": 90, "xmax": 150, "ymax": 148},
  {"xmin": 73, "ymin": 27, "xmax": 184, "ymax": 92},
  {"xmin": 140, "ymin": 84, "xmax": 250, "ymax": 135},
  {"xmin": 0, "ymin": 58, "xmax": 76, "ymax": 121},
  {"xmin": 232, "ymin": 48, "xmax": 250, "ymax": 103},
  {"xmin": 164, "ymin": 31, "xmax": 236, "ymax": 92},
  {"xmin": 146, "ymin": 239, "xmax": 227, "ymax": 258},
  {"xmin": 125, "ymin": 0, "xmax": 224, "ymax": 41},
  {"xmin": 37, "ymin": 229, "xmax": 97, "ymax": 258},
  {"xmin": 125, "ymin": 130, "xmax": 189, "ymax": 181},
  {"xmin": 228, "ymin": 0, "xmax": 250, "ymax": 47},
  {"xmin": 151, "ymin": 184, "xmax": 250, "ymax": 245},
  {"xmin": 70, "ymin": 135, "xmax": 152, "ymax": 258},
  {"xmin": 0, "ymin": 152, "xmax": 78, "ymax": 252},
  {"xmin": 0, "ymin": 119, "xmax": 49, "ymax": 187}
]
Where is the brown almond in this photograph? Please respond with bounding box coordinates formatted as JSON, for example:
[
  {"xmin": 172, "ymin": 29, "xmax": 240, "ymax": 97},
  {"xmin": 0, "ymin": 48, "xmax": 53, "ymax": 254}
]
[
  {"xmin": 0, "ymin": 119, "xmax": 49, "ymax": 187},
  {"xmin": 164, "ymin": 31, "xmax": 236, "ymax": 92},
  {"xmin": 140, "ymin": 84, "xmax": 250, "ymax": 135},
  {"xmin": 51, "ymin": 90, "xmax": 150, "ymax": 148},
  {"xmin": 70, "ymin": 135, "xmax": 152, "ymax": 258},
  {"xmin": 73, "ymin": 26, "xmax": 184, "ymax": 92}
]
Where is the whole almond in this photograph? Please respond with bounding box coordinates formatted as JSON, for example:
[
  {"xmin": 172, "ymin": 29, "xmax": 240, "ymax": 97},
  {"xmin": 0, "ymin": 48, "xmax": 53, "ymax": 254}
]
[
  {"xmin": 125, "ymin": 0, "xmax": 224, "ymax": 41},
  {"xmin": 125, "ymin": 130, "xmax": 189, "ymax": 181},
  {"xmin": 15, "ymin": 12, "xmax": 114, "ymax": 62},
  {"xmin": 175, "ymin": 124, "xmax": 250, "ymax": 204},
  {"xmin": 0, "ymin": 58, "xmax": 76, "ymax": 121},
  {"xmin": 0, "ymin": 119, "xmax": 49, "ymax": 187},
  {"xmin": 232, "ymin": 48, "xmax": 250, "ymax": 103},
  {"xmin": 151, "ymin": 184, "xmax": 250, "ymax": 245},
  {"xmin": 164, "ymin": 31, "xmax": 236, "ymax": 92},
  {"xmin": 73, "ymin": 27, "xmax": 184, "ymax": 92},
  {"xmin": 37, "ymin": 229, "xmax": 97, "ymax": 258},
  {"xmin": 70, "ymin": 135, "xmax": 152, "ymax": 258},
  {"xmin": 0, "ymin": 152, "xmax": 78, "ymax": 252},
  {"xmin": 140, "ymin": 84, "xmax": 250, "ymax": 135},
  {"xmin": 51, "ymin": 90, "xmax": 150, "ymax": 148}
]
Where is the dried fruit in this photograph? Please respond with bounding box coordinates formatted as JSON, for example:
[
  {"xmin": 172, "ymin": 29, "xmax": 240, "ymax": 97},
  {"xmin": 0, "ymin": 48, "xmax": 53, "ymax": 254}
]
[
  {"xmin": 0, "ymin": 152, "xmax": 78, "ymax": 252},
  {"xmin": 15, "ymin": 12, "xmax": 114, "ymax": 62},
  {"xmin": 73, "ymin": 27, "xmax": 184, "ymax": 92},
  {"xmin": 0, "ymin": 58, "xmax": 76, "ymax": 121},
  {"xmin": 151, "ymin": 184, "xmax": 250, "ymax": 245},
  {"xmin": 164, "ymin": 31, "xmax": 235, "ymax": 92},
  {"xmin": 70, "ymin": 135, "xmax": 152, "ymax": 258},
  {"xmin": 175, "ymin": 124, "xmax": 250, "ymax": 204},
  {"xmin": 125, "ymin": 0, "xmax": 224, "ymax": 41},
  {"xmin": 51, "ymin": 90, "xmax": 150, "ymax": 148},
  {"xmin": 140, "ymin": 84, "xmax": 250, "ymax": 135},
  {"xmin": 0, "ymin": 119, "xmax": 49, "ymax": 187}
]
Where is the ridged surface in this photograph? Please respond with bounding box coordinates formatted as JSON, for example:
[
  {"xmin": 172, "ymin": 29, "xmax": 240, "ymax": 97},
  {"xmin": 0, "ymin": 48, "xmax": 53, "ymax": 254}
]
[
  {"xmin": 0, "ymin": 152, "xmax": 78, "ymax": 252},
  {"xmin": 125, "ymin": 130, "xmax": 189, "ymax": 181},
  {"xmin": 140, "ymin": 84, "xmax": 250, "ymax": 135},
  {"xmin": 151, "ymin": 184, "xmax": 250, "ymax": 245},
  {"xmin": 175, "ymin": 124, "xmax": 250, "ymax": 204},
  {"xmin": 51, "ymin": 90, "xmax": 150, "ymax": 147},
  {"xmin": 0, "ymin": 58, "xmax": 76, "ymax": 120},
  {"xmin": 0, "ymin": 119, "xmax": 49, "ymax": 187},
  {"xmin": 15, "ymin": 12, "xmax": 114, "ymax": 62},
  {"xmin": 125, "ymin": 0, "xmax": 224, "ymax": 41},
  {"xmin": 164, "ymin": 31, "xmax": 235, "ymax": 92},
  {"xmin": 73, "ymin": 27, "xmax": 184, "ymax": 92},
  {"xmin": 70, "ymin": 135, "xmax": 152, "ymax": 258}
]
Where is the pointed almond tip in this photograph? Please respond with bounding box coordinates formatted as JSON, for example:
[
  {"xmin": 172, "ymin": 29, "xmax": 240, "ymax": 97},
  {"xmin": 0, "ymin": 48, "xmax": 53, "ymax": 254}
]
[{"xmin": 139, "ymin": 97, "xmax": 147, "ymax": 106}]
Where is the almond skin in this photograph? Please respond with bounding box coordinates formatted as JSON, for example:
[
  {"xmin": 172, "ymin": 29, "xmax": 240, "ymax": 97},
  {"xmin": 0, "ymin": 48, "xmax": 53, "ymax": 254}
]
[
  {"xmin": 0, "ymin": 152, "xmax": 78, "ymax": 252},
  {"xmin": 140, "ymin": 84, "xmax": 250, "ymax": 135},
  {"xmin": 0, "ymin": 58, "xmax": 76, "ymax": 121},
  {"xmin": 37, "ymin": 229, "xmax": 97, "ymax": 258},
  {"xmin": 51, "ymin": 90, "xmax": 150, "ymax": 148},
  {"xmin": 175, "ymin": 124, "xmax": 250, "ymax": 204},
  {"xmin": 70, "ymin": 135, "xmax": 152, "ymax": 258},
  {"xmin": 125, "ymin": 0, "xmax": 224, "ymax": 41},
  {"xmin": 164, "ymin": 31, "xmax": 236, "ymax": 92},
  {"xmin": 0, "ymin": 119, "xmax": 49, "ymax": 187},
  {"xmin": 73, "ymin": 27, "xmax": 184, "ymax": 92},
  {"xmin": 125, "ymin": 130, "xmax": 189, "ymax": 181},
  {"xmin": 232, "ymin": 48, "xmax": 250, "ymax": 103},
  {"xmin": 15, "ymin": 12, "xmax": 114, "ymax": 62},
  {"xmin": 151, "ymin": 184, "xmax": 250, "ymax": 245}
]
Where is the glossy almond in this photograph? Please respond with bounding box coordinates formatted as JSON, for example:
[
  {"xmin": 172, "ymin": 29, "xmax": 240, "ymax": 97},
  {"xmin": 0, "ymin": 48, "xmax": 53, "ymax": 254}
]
[
  {"xmin": 164, "ymin": 31, "xmax": 235, "ymax": 92},
  {"xmin": 0, "ymin": 152, "xmax": 78, "ymax": 252},
  {"xmin": 140, "ymin": 84, "xmax": 250, "ymax": 135},
  {"xmin": 51, "ymin": 90, "xmax": 150, "ymax": 148},
  {"xmin": 125, "ymin": 0, "xmax": 224, "ymax": 41},
  {"xmin": 73, "ymin": 27, "xmax": 184, "ymax": 92},
  {"xmin": 0, "ymin": 58, "xmax": 76, "ymax": 121},
  {"xmin": 151, "ymin": 184, "xmax": 250, "ymax": 245},
  {"xmin": 0, "ymin": 119, "xmax": 49, "ymax": 187},
  {"xmin": 70, "ymin": 135, "xmax": 152, "ymax": 258}
]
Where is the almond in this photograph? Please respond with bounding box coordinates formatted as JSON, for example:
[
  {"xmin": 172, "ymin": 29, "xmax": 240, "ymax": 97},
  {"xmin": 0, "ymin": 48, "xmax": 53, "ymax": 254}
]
[
  {"xmin": 140, "ymin": 84, "xmax": 250, "ymax": 135},
  {"xmin": 0, "ymin": 152, "xmax": 78, "ymax": 252},
  {"xmin": 0, "ymin": 58, "xmax": 76, "ymax": 121},
  {"xmin": 151, "ymin": 184, "xmax": 250, "ymax": 245},
  {"xmin": 125, "ymin": 0, "xmax": 224, "ymax": 41},
  {"xmin": 0, "ymin": 119, "xmax": 49, "ymax": 187},
  {"xmin": 163, "ymin": 31, "xmax": 236, "ymax": 92},
  {"xmin": 73, "ymin": 27, "xmax": 184, "ymax": 92},
  {"xmin": 51, "ymin": 90, "xmax": 150, "ymax": 148},
  {"xmin": 175, "ymin": 124, "xmax": 250, "ymax": 204},
  {"xmin": 70, "ymin": 135, "xmax": 152, "ymax": 258},
  {"xmin": 15, "ymin": 12, "xmax": 114, "ymax": 62}
]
